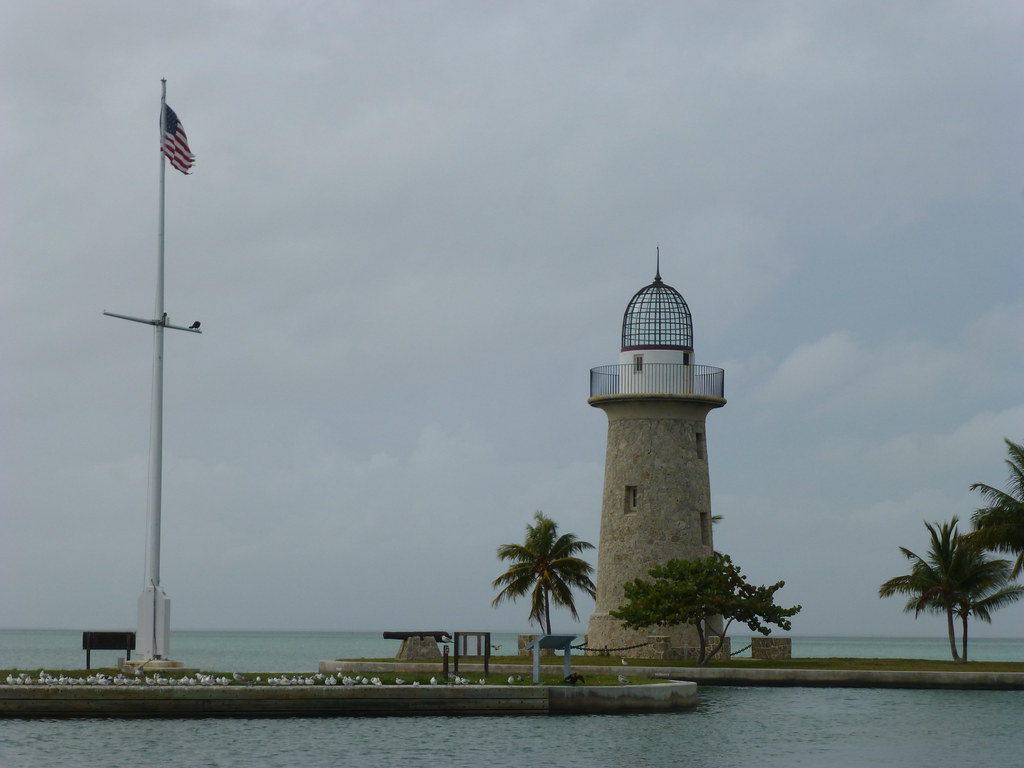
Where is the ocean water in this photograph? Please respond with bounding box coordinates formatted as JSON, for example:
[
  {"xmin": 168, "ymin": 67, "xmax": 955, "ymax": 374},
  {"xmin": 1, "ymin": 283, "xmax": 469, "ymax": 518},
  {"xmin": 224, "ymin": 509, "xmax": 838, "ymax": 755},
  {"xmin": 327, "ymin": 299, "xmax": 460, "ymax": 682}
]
[
  {"xmin": 0, "ymin": 630, "xmax": 529, "ymax": 673},
  {"xmin": 1, "ymin": 631, "xmax": 1022, "ymax": 767},
  {"xmin": 2, "ymin": 629, "xmax": 1021, "ymax": 671}
]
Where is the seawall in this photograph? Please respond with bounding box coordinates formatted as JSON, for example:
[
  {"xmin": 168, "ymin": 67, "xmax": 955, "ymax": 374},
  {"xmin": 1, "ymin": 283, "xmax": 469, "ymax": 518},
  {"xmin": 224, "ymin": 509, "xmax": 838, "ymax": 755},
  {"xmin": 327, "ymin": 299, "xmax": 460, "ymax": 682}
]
[
  {"xmin": 323, "ymin": 661, "xmax": 1024, "ymax": 691},
  {"xmin": 0, "ymin": 681, "xmax": 697, "ymax": 719},
  {"xmin": 664, "ymin": 666, "xmax": 1024, "ymax": 690}
]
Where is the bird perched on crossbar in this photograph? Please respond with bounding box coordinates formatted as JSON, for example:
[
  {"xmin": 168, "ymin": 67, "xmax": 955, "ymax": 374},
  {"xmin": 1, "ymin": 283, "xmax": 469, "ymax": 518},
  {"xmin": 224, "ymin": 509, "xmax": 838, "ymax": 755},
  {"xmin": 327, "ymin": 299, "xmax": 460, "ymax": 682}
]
[{"xmin": 189, "ymin": 321, "xmax": 201, "ymax": 329}]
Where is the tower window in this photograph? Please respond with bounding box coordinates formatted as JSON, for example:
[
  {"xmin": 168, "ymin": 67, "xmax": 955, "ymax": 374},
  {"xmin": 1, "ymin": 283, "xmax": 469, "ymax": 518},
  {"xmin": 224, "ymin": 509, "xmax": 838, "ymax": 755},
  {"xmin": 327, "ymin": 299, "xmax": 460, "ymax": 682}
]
[
  {"xmin": 624, "ymin": 485, "xmax": 638, "ymax": 513},
  {"xmin": 633, "ymin": 354, "xmax": 643, "ymax": 373},
  {"xmin": 696, "ymin": 432, "xmax": 706, "ymax": 460}
]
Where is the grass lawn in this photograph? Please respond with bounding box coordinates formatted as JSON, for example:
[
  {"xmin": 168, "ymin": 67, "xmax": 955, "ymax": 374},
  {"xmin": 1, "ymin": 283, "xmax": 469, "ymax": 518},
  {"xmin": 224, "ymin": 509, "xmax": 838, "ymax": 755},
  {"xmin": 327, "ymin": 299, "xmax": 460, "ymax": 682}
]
[
  {"xmin": 6, "ymin": 656, "xmax": 1023, "ymax": 686},
  {"xmin": 1, "ymin": 669, "xmax": 658, "ymax": 687}
]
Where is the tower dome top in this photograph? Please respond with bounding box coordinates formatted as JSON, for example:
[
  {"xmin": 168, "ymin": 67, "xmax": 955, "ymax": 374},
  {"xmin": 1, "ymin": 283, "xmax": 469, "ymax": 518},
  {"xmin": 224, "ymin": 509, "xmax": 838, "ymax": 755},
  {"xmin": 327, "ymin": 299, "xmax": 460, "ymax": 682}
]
[{"xmin": 620, "ymin": 266, "xmax": 693, "ymax": 351}]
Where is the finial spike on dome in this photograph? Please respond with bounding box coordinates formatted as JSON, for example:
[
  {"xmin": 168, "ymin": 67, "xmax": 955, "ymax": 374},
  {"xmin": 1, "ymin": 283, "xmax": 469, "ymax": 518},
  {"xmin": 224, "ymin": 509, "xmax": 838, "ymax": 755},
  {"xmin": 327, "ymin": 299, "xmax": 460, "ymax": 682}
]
[{"xmin": 655, "ymin": 245, "xmax": 662, "ymax": 282}]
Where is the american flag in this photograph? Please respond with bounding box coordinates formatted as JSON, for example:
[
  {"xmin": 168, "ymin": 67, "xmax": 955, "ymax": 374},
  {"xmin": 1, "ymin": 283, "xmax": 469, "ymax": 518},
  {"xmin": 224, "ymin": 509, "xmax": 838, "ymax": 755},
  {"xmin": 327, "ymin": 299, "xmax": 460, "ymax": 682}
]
[{"xmin": 161, "ymin": 104, "xmax": 195, "ymax": 174}]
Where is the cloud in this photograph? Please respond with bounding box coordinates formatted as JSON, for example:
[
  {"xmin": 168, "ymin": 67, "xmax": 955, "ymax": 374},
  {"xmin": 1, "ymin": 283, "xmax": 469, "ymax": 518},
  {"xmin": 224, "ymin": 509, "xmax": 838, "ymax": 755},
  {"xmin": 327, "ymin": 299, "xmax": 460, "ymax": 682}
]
[
  {"xmin": 751, "ymin": 332, "xmax": 861, "ymax": 407},
  {"xmin": 3, "ymin": 1, "xmax": 1023, "ymax": 644}
]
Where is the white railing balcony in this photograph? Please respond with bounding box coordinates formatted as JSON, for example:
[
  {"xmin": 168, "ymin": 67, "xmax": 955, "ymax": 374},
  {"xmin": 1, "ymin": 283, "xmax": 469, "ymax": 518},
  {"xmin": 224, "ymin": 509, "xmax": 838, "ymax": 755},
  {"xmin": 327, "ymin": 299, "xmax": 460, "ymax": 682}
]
[{"xmin": 589, "ymin": 363, "xmax": 725, "ymax": 398}]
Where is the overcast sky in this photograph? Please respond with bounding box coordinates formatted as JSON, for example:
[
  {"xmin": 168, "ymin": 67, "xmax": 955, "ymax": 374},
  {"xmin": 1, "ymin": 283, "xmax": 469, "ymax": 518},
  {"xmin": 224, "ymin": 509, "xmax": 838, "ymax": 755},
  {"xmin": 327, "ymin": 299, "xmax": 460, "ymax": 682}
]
[{"xmin": 3, "ymin": 1, "xmax": 1023, "ymax": 643}]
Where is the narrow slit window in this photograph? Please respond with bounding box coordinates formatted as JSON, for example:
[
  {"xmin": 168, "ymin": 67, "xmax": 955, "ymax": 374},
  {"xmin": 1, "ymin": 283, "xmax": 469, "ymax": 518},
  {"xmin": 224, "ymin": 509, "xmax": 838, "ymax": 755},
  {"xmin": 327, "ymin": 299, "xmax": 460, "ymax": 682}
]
[
  {"xmin": 624, "ymin": 485, "xmax": 638, "ymax": 513},
  {"xmin": 696, "ymin": 432, "xmax": 706, "ymax": 460},
  {"xmin": 633, "ymin": 354, "xmax": 644, "ymax": 373}
]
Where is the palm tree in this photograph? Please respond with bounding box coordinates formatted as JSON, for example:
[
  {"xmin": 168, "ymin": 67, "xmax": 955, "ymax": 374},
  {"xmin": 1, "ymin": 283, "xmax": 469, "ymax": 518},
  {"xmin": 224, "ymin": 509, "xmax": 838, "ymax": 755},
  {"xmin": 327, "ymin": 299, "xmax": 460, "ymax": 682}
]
[
  {"xmin": 879, "ymin": 517, "xmax": 1024, "ymax": 662},
  {"xmin": 967, "ymin": 438, "xmax": 1024, "ymax": 579},
  {"xmin": 491, "ymin": 511, "xmax": 597, "ymax": 634}
]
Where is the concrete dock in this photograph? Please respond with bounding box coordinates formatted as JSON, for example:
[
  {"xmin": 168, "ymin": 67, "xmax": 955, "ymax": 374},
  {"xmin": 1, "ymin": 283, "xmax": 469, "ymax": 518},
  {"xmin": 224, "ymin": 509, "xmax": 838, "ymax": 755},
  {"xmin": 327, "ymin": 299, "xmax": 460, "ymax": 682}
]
[{"xmin": 5, "ymin": 660, "xmax": 1023, "ymax": 718}]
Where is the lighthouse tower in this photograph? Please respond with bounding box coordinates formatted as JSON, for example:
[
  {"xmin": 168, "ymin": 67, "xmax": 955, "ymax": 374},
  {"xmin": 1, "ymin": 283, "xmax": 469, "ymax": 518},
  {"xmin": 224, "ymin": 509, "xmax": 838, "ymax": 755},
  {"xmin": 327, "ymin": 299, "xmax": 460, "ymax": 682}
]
[{"xmin": 586, "ymin": 259, "xmax": 726, "ymax": 657}]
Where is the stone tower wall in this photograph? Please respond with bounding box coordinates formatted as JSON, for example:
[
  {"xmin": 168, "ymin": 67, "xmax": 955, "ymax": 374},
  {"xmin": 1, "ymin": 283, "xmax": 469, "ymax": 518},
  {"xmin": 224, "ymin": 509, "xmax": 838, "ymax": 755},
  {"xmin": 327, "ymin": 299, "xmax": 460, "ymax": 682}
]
[{"xmin": 586, "ymin": 394, "xmax": 724, "ymax": 657}]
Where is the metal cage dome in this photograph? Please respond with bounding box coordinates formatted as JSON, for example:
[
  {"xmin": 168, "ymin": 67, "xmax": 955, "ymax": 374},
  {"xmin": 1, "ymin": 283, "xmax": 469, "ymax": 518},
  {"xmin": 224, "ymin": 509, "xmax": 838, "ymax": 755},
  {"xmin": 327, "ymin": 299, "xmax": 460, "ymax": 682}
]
[{"xmin": 620, "ymin": 268, "xmax": 693, "ymax": 351}]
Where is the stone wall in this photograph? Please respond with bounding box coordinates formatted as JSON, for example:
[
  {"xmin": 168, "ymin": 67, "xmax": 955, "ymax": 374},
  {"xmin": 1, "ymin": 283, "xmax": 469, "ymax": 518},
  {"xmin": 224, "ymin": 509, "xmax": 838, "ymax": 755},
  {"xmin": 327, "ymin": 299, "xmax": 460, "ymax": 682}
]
[
  {"xmin": 394, "ymin": 636, "xmax": 442, "ymax": 660},
  {"xmin": 672, "ymin": 637, "xmax": 731, "ymax": 661},
  {"xmin": 586, "ymin": 396, "xmax": 724, "ymax": 656},
  {"xmin": 751, "ymin": 637, "xmax": 791, "ymax": 660},
  {"xmin": 643, "ymin": 635, "xmax": 731, "ymax": 660}
]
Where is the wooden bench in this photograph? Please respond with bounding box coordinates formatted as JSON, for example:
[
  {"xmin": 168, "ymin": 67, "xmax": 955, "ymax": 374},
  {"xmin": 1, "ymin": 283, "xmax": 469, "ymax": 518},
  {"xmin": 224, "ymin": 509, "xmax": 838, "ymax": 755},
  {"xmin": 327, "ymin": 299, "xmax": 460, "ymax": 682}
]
[{"xmin": 82, "ymin": 631, "xmax": 136, "ymax": 670}]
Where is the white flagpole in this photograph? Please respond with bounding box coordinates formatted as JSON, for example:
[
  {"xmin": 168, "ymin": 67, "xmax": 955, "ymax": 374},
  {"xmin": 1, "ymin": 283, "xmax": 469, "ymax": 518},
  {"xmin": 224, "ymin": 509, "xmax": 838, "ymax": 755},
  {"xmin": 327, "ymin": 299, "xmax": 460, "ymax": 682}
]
[
  {"xmin": 104, "ymin": 79, "xmax": 199, "ymax": 664},
  {"xmin": 138, "ymin": 78, "xmax": 171, "ymax": 660}
]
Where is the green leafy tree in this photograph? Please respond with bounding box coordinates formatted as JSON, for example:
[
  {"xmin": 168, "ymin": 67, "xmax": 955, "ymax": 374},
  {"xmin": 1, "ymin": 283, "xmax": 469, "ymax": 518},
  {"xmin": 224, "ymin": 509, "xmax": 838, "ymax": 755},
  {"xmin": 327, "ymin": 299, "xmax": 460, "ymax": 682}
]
[
  {"xmin": 491, "ymin": 511, "xmax": 597, "ymax": 635},
  {"xmin": 879, "ymin": 518, "xmax": 1024, "ymax": 662},
  {"xmin": 967, "ymin": 438, "xmax": 1024, "ymax": 579},
  {"xmin": 609, "ymin": 553, "xmax": 801, "ymax": 665}
]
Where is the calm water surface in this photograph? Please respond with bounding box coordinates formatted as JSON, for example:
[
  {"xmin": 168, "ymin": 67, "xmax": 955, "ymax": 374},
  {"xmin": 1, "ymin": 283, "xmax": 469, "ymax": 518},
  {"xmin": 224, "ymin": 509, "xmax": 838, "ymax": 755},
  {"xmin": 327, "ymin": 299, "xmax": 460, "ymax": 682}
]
[{"xmin": 1, "ymin": 687, "xmax": 1020, "ymax": 767}]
